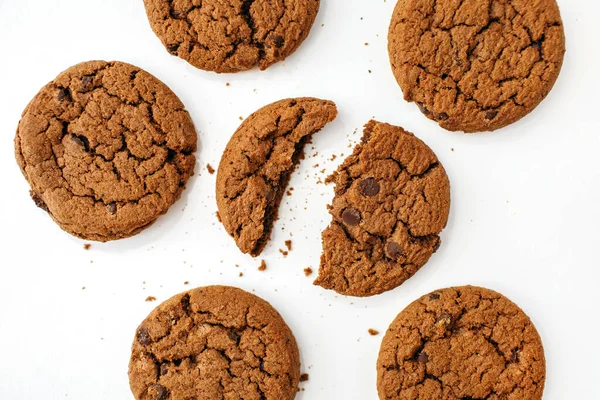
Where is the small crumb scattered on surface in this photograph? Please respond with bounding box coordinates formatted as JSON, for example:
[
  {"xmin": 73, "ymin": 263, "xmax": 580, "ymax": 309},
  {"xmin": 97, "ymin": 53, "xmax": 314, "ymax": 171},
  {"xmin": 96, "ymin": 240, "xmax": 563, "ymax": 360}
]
[
  {"xmin": 206, "ymin": 164, "xmax": 215, "ymax": 174},
  {"xmin": 83, "ymin": 244, "xmax": 91, "ymax": 250},
  {"xmin": 184, "ymin": 281, "xmax": 189, "ymax": 285},
  {"xmin": 300, "ymin": 373, "xmax": 309, "ymax": 382},
  {"xmin": 145, "ymin": 296, "xmax": 157, "ymax": 302},
  {"xmin": 285, "ymin": 240, "xmax": 292, "ymax": 251},
  {"xmin": 304, "ymin": 267, "xmax": 313, "ymax": 276},
  {"xmin": 368, "ymin": 328, "xmax": 379, "ymax": 336},
  {"xmin": 279, "ymin": 249, "xmax": 289, "ymax": 257},
  {"xmin": 259, "ymin": 260, "xmax": 267, "ymax": 271},
  {"xmin": 239, "ymin": 272, "xmax": 244, "ymax": 277}
]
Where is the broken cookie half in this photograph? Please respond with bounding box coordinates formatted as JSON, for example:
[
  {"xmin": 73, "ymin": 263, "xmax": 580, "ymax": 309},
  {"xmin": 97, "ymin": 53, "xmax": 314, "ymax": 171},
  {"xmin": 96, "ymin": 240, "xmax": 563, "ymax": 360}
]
[
  {"xmin": 216, "ymin": 98, "xmax": 338, "ymax": 256},
  {"xmin": 315, "ymin": 120, "xmax": 451, "ymax": 297}
]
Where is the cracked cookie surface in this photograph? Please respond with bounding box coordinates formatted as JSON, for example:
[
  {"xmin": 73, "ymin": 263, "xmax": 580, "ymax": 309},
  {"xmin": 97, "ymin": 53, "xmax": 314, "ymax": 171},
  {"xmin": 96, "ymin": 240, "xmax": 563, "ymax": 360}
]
[
  {"xmin": 217, "ymin": 98, "xmax": 337, "ymax": 256},
  {"xmin": 315, "ymin": 120, "xmax": 450, "ymax": 297},
  {"xmin": 129, "ymin": 286, "xmax": 300, "ymax": 400},
  {"xmin": 377, "ymin": 286, "xmax": 546, "ymax": 399},
  {"xmin": 15, "ymin": 61, "xmax": 197, "ymax": 241},
  {"xmin": 388, "ymin": 0, "xmax": 566, "ymax": 132},
  {"xmin": 143, "ymin": 0, "xmax": 320, "ymax": 73}
]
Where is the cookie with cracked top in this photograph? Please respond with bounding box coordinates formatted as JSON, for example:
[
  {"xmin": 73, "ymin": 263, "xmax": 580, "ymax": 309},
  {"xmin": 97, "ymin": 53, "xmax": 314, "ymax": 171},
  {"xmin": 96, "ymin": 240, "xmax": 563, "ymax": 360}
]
[
  {"xmin": 377, "ymin": 286, "xmax": 546, "ymax": 399},
  {"xmin": 388, "ymin": 0, "xmax": 566, "ymax": 132},
  {"xmin": 128, "ymin": 285, "xmax": 300, "ymax": 400},
  {"xmin": 143, "ymin": 0, "xmax": 321, "ymax": 73},
  {"xmin": 314, "ymin": 120, "xmax": 450, "ymax": 297},
  {"xmin": 15, "ymin": 61, "xmax": 197, "ymax": 241},
  {"xmin": 217, "ymin": 98, "xmax": 337, "ymax": 256}
]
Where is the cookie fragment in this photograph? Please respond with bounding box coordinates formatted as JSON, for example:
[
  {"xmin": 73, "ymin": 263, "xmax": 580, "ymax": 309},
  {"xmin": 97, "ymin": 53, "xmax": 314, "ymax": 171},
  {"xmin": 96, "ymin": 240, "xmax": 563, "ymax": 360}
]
[
  {"xmin": 388, "ymin": 0, "xmax": 566, "ymax": 132},
  {"xmin": 315, "ymin": 120, "xmax": 450, "ymax": 297},
  {"xmin": 143, "ymin": 0, "xmax": 321, "ymax": 73},
  {"xmin": 129, "ymin": 286, "xmax": 300, "ymax": 400},
  {"xmin": 377, "ymin": 286, "xmax": 546, "ymax": 399},
  {"xmin": 217, "ymin": 98, "xmax": 337, "ymax": 256},
  {"xmin": 14, "ymin": 61, "xmax": 197, "ymax": 241}
]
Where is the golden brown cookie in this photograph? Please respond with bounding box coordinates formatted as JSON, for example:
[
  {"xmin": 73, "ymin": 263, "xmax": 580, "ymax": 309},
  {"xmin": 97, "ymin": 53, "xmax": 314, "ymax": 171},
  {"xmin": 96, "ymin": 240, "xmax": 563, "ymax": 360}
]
[
  {"xmin": 388, "ymin": 0, "xmax": 566, "ymax": 132},
  {"xmin": 15, "ymin": 61, "xmax": 197, "ymax": 241},
  {"xmin": 217, "ymin": 98, "xmax": 337, "ymax": 256},
  {"xmin": 315, "ymin": 120, "xmax": 450, "ymax": 297},
  {"xmin": 129, "ymin": 286, "xmax": 300, "ymax": 400},
  {"xmin": 143, "ymin": 0, "xmax": 321, "ymax": 73},
  {"xmin": 377, "ymin": 286, "xmax": 546, "ymax": 399}
]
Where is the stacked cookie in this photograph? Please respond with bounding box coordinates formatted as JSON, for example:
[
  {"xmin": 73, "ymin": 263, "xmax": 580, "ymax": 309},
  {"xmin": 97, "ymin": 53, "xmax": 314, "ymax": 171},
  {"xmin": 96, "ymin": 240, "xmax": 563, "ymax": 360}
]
[{"xmin": 12, "ymin": 0, "xmax": 566, "ymax": 399}]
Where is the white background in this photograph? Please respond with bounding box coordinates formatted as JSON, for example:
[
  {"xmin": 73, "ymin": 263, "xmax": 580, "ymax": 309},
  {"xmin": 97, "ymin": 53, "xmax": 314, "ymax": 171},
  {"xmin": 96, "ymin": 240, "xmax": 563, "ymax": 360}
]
[{"xmin": 0, "ymin": 0, "xmax": 598, "ymax": 398}]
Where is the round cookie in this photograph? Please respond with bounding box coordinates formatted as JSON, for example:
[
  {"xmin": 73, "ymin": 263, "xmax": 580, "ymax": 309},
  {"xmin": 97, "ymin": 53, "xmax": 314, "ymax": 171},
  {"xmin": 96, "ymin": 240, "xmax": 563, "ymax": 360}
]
[
  {"xmin": 314, "ymin": 120, "xmax": 450, "ymax": 297},
  {"xmin": 377, "ymin": 286, "xmax": 546, "ymax": 399},
  {"xmin": 15, "ymin": 61, "xmax": 197, "ymax": 241},
  {"xmin": 129, "ymin": 286, "xmax": 301, "ymax": 400},
  {"xmin": 143, "ymin": 0, "xmax": 321, "ymax": 73},
  {"xmin": 388, "ymin": 0, "xmax": 566, "ymax": 132},
  {"xmin": 217, "ymin": 98, "xmax": 337, "ymax": 256}
]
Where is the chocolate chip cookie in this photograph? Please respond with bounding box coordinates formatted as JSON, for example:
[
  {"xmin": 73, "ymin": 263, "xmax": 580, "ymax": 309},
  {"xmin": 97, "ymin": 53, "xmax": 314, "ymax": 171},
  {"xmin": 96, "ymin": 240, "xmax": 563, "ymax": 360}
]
[
  {"xmin": 15, "ymin": 61, "xmax": 197, "ymax": 241},
  {"xmin": 143, "ymin": 0, "xmax": 321, "ymax": 73},
  {"xmin": 315, "ymin": 120, "xmax": 450, "ymax": 297},
  {"xmin": 377, "ymin": 286, "xmax": 546, "ymax": 399},
  {"xmin": 217, "ymin": 98, "xmax": 337, "ymax": 256},
  {"xmin": 388, "ymin": 0, "xmax": 566, "ymax": 132},
  {"xmin": 129, "ymin": 286, "xmax": 300, "ymax": 400}
]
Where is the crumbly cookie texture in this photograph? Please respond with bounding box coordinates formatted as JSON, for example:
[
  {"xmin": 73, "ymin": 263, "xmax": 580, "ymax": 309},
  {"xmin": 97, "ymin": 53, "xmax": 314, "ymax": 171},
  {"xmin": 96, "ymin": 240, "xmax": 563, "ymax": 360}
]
[
  {"xmin": 143, "ymin": 0, "xmax": 320, "ymax": 73},
  {"xmin": 388, "ymin": 0, "xmax": 566, "ymax": 132},
  {"xmin": 217, "ymin": 98, "xmax": 337, "ymax": 256},
  {"xmin": 129, "ymin": 286, "xmax": 300, "ymax": 400},
  {"xmin": 15, "ymin": 61, "xmax": 197, "ymax": 241},
  {"xmin": 377, "ymin": 286, "xmax": 546, "ymax": 399},
  {"xmin": 315, "ymin": 120, "xmax": 450, "ymax": 297}
]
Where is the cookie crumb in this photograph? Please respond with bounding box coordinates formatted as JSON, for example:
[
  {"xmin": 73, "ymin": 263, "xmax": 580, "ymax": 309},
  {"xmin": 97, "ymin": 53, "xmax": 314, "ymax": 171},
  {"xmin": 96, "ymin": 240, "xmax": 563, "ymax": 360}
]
[
  {"xmin": 451, "ymin": 148, "xmax": 455, "ymax": 152},
  {"xmin": 285, "ymin": 240, "xmax": 292, "ymax": 251},
  {"xmin": 279, "ymin": 249, "xmax": 289, "ymax": 257},
  {"xmin": 368, "ymin": 328, "xmax": 379, "ymax": 336},
  {"xmin": 226, "ymin": 82, "xmax": 230, "ymax": 87},
  {"xmin": 258, "ymin": 260, "xmax": 267, "ymax": 271},
  {"xmin": 300, "ymin": 373, "xmax": 309, "ymax": 382},
  {"xmin": 82, "ymin": 286, "xmax": 86, "ymax": 290},
  {"xmin": 184, "ymin": 281, "xmax": 189, "ymax": 285},
  {"xmin": 239, "ymin": 272, "xmax": 244, "ymax": 277},
  {"xmin": 206, "ymin": 164, "xmax": 215, "ymax": 174},
  {"xmin": 83, "ymin": 244, "xmax": 91, "ymax": 250},
  {"xmin": 145, "ymin": 296, "xmax": 157, "ymax": 302},
  {"xmin": 304, "ymin": 267, "xmax": 313, "ymax": 276}
]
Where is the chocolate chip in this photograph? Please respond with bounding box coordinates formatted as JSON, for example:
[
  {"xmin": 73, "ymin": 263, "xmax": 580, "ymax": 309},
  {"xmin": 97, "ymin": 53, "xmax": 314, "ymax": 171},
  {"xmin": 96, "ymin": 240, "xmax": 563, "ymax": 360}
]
[
  {"xmin": 167, "ymin": 43, "xmax": 179, "ymax": 55},
  {"xmin": 271, "ymin": 35, "xmax": 284, "ymax": 48},
  {"xmin": 485, "ymin": 110, "xmax": 498, "ymax": 120},
  {"xmin": 57, "ymin": 88, "xmax": 70, "ymax": 102},
  {"xmin": 107, "ymin": 203, "xmax": 117, "ymax": 215},
  {"xmin": 148, "ymin": 384, "xmax": 168, "ymax": 400},
  {"xmin": 436, "ymin": 313, "xmax": 455, "ymax": 330},
  {"xmin": 417, "ymin": 103, "xmax": 430, "ymax": 116},
  {"xmin": 429, "ymin": 293, "xmax": 440, "ymax": 300},
  {"xmin": 81, "ymin": 75, "xmax": 94, "ymax": 92},
  {"xmin": 510, "ymin": 349, "xmax": 519, "ymax": 363},
  {"xmin": 228, "ymin": 330, "xmax": 240, "ymax": 342},
  {"xmin": 436, "ymin": 112, "xmax": 449, "ymax": 121},
  {"xmin": 358, "ymin": 178, "xmax": 380, "ymax": 197},
  {"xmin": 386, "ymin": 241, "xmax": 403, "ymax": 260},
  {"xmin": 137, "ymin": 328, "xmax": 151, "ymax": 345},
  {"xmin": 30, "ymin": 192, "xmax": 49, "ymax": 213},
  {"xmin": 160, "ymin": 364, "xmax": 169, "ymax": 376},
  {"xmin": 416, "ymin": 352, "xmax": 429, "ymax": 363},
  {"xmin": 170, "ymin": 9, "xmax": 184, "ymax": 19},
  {"xmin": 532, "ymin": 41, "xmax": 542, "ymax": 52},
  {"xmin": 342, "ymin": 208, "xmax": 361, "ymax": 226}
]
